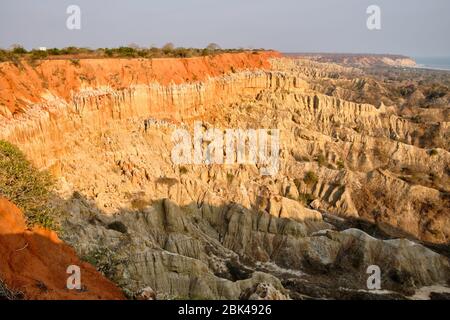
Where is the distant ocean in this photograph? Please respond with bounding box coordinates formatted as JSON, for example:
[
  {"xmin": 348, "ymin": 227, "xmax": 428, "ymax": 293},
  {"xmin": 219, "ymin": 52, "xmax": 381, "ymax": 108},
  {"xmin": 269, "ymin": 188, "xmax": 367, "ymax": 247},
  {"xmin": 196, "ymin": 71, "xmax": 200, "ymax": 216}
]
[{"xmin": 414, "ymin": 57, "xmax": 450, "ymax": 71}]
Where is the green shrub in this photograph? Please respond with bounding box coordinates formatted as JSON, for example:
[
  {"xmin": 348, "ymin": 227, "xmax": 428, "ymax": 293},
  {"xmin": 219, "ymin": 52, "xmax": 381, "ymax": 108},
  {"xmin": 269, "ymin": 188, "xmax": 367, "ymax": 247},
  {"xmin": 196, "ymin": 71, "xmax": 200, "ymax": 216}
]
[
  {"xmin": 70, "ymin": 59, "xmax": 80, "ymax": 67},
  {"xmin": 315, "ymin": 154, "xmax": 327, "ymax": 167},
  {"xmin": 82, "ymin": 247, "xmax": 122, "ymax": 281},
  {"xmin": 425, "ymin": 85, "xmax": 448, "ymax": 101},
  {"xmin": 179, "ymin": 166, "xmax": 189, "ymax": 175},
  {"xmin": 29, "ymin": 49, "xmax": 48, "ymax": 60},
  {"xmin": 298, "ymin": 193, "xmax": 315, "ymax": 206},
  {"xmin": 0, "ymin": 140, "xmax": 57, "ymax": 229},
  {"xmin": 303, "ymin": 171, "xmax": 318, "ymax": 186},
  {"xmin": 226, "ymin": 172, "xmax": 235, "ymax": 185},
  {"xmin": 162, "ymin": 43, "xmax": 175, "ymax": 55},
  {"xmin": 399, "ymin": 84, "xmax": 415, "ymax": 97},
  {"xmin": 155, "ymin": 176, "xmax": 178, "ymax": 187},
  {"xmin": 337, "ymin": 160, "xmax": 345, "ymax": 170},
  {"xmin": 47, "ymin": 48, "xmax": 63, "ymax": 55},
  {"xmin": 0, "ymin": 45, "xmax": 255, "ymax": 63},
  {"xmin": 0, "ymin": 51, "xmax": 21, "ymax": 66},
  {"xmin": 116, "ymin": 46, "xmax": 137, "ymax": 57},
  {"xmin": 104, "ymin": 48, "xmax": 114, "ymax": 57},
  {"xmin": 11, "ymin": 46, "xmax": 27, "ymax": 54}
]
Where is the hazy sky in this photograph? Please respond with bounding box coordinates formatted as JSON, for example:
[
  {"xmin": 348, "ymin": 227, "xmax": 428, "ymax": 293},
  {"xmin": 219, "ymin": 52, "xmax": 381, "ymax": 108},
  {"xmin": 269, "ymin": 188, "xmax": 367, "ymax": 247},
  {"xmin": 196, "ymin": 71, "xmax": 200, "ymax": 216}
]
[{"xmin": 1, "ymin": 0, "xmax": 449, "ymax": 57}]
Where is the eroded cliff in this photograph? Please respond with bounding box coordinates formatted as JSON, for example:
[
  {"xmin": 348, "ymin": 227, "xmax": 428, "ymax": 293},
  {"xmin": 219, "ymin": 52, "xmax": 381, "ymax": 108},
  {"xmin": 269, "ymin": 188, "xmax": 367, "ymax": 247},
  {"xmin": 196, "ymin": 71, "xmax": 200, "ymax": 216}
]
[
  {"xmin": 0, "ymin": 52, "xmax": 449, "ymax": 300},
  {"xmin": 0, "ymin": 198, "xmax": 124, "ymax": 300}
]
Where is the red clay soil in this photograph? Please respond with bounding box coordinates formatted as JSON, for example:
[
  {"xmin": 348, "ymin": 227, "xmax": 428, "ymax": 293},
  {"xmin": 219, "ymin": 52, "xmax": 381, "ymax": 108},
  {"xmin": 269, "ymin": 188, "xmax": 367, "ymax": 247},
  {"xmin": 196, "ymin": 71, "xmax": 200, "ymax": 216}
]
[
  {"xmin": 0, "ymin": 51, "xmax": 281, "ymax": 116},
  {"xmin": 0, "ymin": 198, "xmax": 125, "ymax": 300}
]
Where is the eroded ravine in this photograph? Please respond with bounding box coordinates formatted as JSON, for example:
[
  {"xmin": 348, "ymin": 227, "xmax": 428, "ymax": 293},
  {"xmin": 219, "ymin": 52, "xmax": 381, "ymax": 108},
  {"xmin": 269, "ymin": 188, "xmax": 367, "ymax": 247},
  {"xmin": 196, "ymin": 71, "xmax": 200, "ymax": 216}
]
[{"xmin": 0, "ymin": 53, "xmax": 449, "ymax": 299}]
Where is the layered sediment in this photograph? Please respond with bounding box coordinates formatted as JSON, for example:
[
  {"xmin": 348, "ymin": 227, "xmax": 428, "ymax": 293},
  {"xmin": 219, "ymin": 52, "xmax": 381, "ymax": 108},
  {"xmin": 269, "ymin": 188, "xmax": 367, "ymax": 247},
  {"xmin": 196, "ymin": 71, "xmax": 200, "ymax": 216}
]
[{"xmin": 0, "ymin": 52, "xmax": 448, "ymax": 300}]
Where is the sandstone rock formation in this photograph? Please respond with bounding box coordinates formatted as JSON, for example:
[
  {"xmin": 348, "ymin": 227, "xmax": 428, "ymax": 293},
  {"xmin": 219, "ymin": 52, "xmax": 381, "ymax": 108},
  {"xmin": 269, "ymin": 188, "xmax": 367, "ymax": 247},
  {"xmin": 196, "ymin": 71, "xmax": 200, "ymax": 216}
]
[{"xmin": 0, "ymin": 52, "xmax": 448, "ymax": 299}]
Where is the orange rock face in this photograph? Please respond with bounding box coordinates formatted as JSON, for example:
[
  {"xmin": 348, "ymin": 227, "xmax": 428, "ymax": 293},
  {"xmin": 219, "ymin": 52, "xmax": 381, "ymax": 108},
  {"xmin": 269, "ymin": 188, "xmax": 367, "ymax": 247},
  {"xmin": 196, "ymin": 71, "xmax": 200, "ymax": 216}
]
[
  {"xmin": 0, "ymin": 51, "xmax": 280, "ymax": 116},
  {"xmin": 0, "ymin": 198, "xmax": 125, "ymax": 300},
  {"xmin": 0, "ymin": 51, "xmax": 282, "ymax": 169}
]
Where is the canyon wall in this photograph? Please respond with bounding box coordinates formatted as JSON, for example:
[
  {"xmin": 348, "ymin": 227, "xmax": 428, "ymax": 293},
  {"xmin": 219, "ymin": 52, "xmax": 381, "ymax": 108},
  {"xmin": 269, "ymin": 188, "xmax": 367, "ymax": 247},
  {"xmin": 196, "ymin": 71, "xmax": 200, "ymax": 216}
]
[
  {"xmin": 0, "ymin": 51, "xmax": 279, "ymax": 115},
  {"xmin": 0, "ymin": 52, "xmax": 284, "ymax": 168},
  {"xmin": 0, "ymin": 54, "xmax": 448, "ymax": 243},
  {"xmin": 0, "ymin": 53, "xmax": 449, "ymax": 299}
]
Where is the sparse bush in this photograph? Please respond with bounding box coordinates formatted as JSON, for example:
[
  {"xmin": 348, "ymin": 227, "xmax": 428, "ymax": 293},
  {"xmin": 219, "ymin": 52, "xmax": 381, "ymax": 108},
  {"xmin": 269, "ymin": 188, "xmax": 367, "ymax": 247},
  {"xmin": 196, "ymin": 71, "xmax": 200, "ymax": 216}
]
[
  {"xmin": 315, "ymin": 154, "xmax": 327, "ymax": 167},
  {"xmin": 303, "ymin": 171, "xmax": 318, "ymax": 186},
  {"xmin": 399, "ymin": 84, "xmax": 415, "ymax": 97},
  {"xmin": 116, "ymin": 46, "xmax": 137, "ymax": 58},
  {"xmin": 82, "ymin": 247, "xmax": 123, "ymax": 281},
  {"xmin": 11, "ymin": 45, "xmax": 27, "ymax": 54},
  {"xmin": 0, "ymin": 140, "xmax": 57, "ymax": 229},
  {"xmin": 162, "ymin": 43, "xmax": 175, "ymax": 55},
  {"xmin": 337, "ymin": 160, "xmax": 345, "ymax": 170},
  {"xmin": 70, "ymin": 59, "xmax": 80, "ymax": 67},
  {"xmin": 155, "ymin": 177, "xmax": 178, "ymax": 188},
  {"xmin": 410, "ymin": 115, "xmax": 422, "ymax": 123},
  {"xmin": 179, "ymin": 166, "xmax": 189, "ymax": 175},
  {"xmin": 104, "ymin": 48, "xmax": 114, "ymax": 57},
  {"xmin": 173, "ymin": 47, "xmax": 193, "ymax": 58},
  {"xmin": 29, "ymin": 49, "xmax": 48, "ymax": 60},
  {"xmin": 226, "ymin": 172, "xmax": 235, "ymax": 185},
  {"xmin": 201, "ymin": 48, "xmax": 210, "ymax": 56},
  {"xmin": 46, "ymin": 48, "xmax": 63, "ymax": 55},
  {"xmin": 0, "ymin": 50, "xmax": 21, "ymax": 66},
  {"xmin": 425, "ymin": 85, "xmax": 447, "ymax": 101},
  {"xmin": 298, "ymin": 193, "xmax": 315, "ymax": 206},
  {"xmin": 0, "ymin": 45, "xmax": 255, "ymax": 63},
  {"xmin": 428, "ymin": 149, "xmax": 438, "ymax": 156}
]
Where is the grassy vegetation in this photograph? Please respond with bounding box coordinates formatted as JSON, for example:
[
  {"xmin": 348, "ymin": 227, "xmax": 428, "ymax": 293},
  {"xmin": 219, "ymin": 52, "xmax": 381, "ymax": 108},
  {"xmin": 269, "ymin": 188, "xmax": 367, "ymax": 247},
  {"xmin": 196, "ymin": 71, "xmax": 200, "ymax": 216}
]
[
  {"xmin": 315, "ymin": 154, "xmax": 327, "ymax": 167},
  {"xmin": 226, "ymin": 172, "xmax": 235, "ymax": 185},
  {"xmin": 82, "ymin": 247, "xmax": 124, "ymax": 282},
  {"xmin": 0, "ymin": 44, "xmax": 267, "ymax": 63},
  {"xmin": 337, "ymin": 160, "xmax": 345, "ymax": 170},
  {"xmin": 364, "ymin": 66, "xmax": 450, "ymax": 109},
  {"xmin": 298, "ymin": 193, "xmax": 316, "ymax": 206},
  {"xmin": 303, "ymin": 171, "xmax": 318, "ymax": 186},
  {"xmin": 155, "ymin": 176, "xmax": 178, "ymax": 187},
  {"xmin": 428, "ymin": 149, "xmax": 439, "ymax": 156},
  {"xmin": 0, "ymin": 140, "xmax": 57, "ymax": 229},
  {"xmin": 179, "ymin": 166, "xmax": 189, "ymax": 175},
  {"xmin": 69, "ymin": 58, "xmax": 80, "ymax": 67}
]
